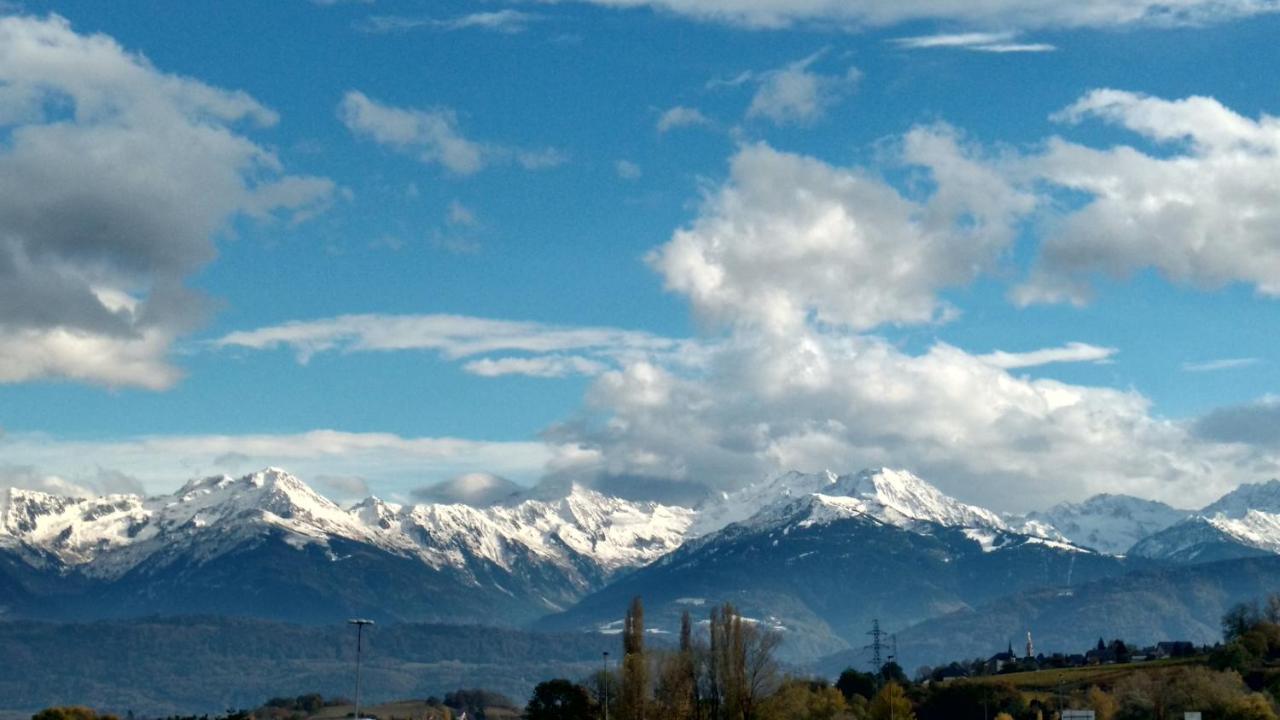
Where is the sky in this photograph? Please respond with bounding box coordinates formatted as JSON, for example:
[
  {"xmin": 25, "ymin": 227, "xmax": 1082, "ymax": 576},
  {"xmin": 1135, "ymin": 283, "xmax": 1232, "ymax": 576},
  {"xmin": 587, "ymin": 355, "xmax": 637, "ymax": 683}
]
[{"xmin": 1, "ymin": 0, "xmax": 1280, "ymax": 511}]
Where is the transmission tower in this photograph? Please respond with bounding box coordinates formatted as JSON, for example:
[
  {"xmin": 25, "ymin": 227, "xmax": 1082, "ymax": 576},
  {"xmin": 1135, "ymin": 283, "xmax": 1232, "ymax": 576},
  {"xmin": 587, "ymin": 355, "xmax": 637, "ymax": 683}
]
[{"xmin": 865, "ymin": 619, "xmax": 885, "ymax": 671}]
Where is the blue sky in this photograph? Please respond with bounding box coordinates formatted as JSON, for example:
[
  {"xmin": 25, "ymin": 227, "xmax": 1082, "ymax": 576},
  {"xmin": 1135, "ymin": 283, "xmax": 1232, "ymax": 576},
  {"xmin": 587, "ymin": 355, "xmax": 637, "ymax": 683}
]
[{"xmin": 1, "ymin": 0, "xmax": 1279, "ymax": 510}]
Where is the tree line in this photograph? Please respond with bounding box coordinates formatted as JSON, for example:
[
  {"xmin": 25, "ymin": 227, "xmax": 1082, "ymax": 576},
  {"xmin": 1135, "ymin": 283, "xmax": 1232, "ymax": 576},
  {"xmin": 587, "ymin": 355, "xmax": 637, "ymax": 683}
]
[{"xmin": 525, "ymin": 597, "xmax": 912, "ymax": 720}]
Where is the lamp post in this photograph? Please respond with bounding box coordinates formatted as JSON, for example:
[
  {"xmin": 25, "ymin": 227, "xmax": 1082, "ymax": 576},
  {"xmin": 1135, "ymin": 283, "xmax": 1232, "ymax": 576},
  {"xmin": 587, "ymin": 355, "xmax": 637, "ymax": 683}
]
[
  {"xmin": 602, "ymin": 651, "xmax": 610, "ymax": 720},
  {"xmin": 348, "ymin": 619, "xmax": 375, "ymax": 720}
]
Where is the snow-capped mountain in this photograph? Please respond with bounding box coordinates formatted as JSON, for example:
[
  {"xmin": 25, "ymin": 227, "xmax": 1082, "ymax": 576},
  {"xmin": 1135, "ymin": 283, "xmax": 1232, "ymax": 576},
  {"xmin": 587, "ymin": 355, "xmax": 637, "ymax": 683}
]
[
  {"xmin": 692, "ymin": 467, "xmax": 1009, "ymax": 536},
  {"xmin": 1023, "ymin": 494, "xmax": 1188, "ymax": 556},
  {"xmin": 0, "ymin": 468, "xmax": 696, "ymax": 623},
  {"xmin": 1130, "ymin": 480, "xmax": 1280, "ymax": 562},
  {"xmin": 10, "ymin": 464, "xmax": 1280, "ymax": 630},
  {"xmin": 541, "ymin": 468, "xmax": 1120, "ymax": 660}
]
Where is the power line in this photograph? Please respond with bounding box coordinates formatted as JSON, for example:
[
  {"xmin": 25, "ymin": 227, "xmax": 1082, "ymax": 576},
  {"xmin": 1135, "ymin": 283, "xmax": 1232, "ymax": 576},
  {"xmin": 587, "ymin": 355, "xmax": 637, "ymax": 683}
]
[{"xmin": 865, "ymin": 619, "xmax": 885, "ymax": 672}]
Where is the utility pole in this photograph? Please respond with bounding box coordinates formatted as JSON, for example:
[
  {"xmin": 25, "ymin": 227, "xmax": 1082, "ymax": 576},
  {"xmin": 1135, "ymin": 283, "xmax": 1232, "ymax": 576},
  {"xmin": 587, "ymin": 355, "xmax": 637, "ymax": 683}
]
[
  {"xmin": 348, "ymin": 619, "xmax": 375, "ymax": 720},
  {"xmin": 602, "ymin": 651, "xmax": 610, "ymax": 720},
  {"xmin": 866, "ymin": 619, "xmax": 885, "ymax": 676}
]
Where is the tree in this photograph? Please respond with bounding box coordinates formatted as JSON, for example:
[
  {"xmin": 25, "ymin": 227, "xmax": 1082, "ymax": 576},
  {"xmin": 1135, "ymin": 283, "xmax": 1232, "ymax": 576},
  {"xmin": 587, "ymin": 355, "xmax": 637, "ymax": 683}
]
[
  {"xmin": 1224, "ymin": 602, "xmax": 1261, "ymax": 642},
  {"xmin": 1088, "ymin": 685, "xmax": 1117, "ymax": 720},
  {"xmin": 33, "ymin": 709, "xmax": 119, "ymax": 720},
  {"xmin": 758, "ymin": 679, "xmax": 846, "ymax": 720},
  {"xmin": 918, "ymin": 680, "xmax": 1023, "ymax": 720},
  {"xmin": 526, "ymin": 680, "xmax": 596, "ymax": 720},
  {"xmin": 654, "ymin": 612, "xmax": 698, "ymax": 720},
  {"xmin": 707, "ymin": 602, "xmax": 781, "ymax": 720},
  {"xmin": 1109, "ymin": 639, "xmax": 1131, "ymax": 664},
  {"xmin": 836, "ymin": 669, "xmax": 877, "ymax": 702},
  {"xmin": 619, "ymin": 597, "xmax": 649, "ymax": 720},
  {"xmin": 879, "ymin": 662, "xmax": 908, "ymax": 686},
  {"xmin": 1225, "ymin": 694, "xmax": 1279, "ymax": 720},
  {"xmin": 868, "ymin": 682, "xmax": 914, "ymax": 720}
]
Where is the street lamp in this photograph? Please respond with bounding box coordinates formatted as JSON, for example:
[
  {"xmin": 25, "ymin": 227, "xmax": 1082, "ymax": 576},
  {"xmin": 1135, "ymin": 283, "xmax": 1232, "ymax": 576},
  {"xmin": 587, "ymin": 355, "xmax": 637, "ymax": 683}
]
[
  {"xmin": 602, "ymin": 651, "xmax": 610, "ymax": 720},
  {"xmin": 348, "ymin": 619, "xmax": 375, "ymax": 720}
]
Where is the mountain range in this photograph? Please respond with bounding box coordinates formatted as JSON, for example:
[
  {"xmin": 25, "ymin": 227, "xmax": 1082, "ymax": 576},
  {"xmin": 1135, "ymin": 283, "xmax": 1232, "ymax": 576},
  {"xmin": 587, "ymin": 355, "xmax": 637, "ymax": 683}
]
[{"xmin": 6, "ymin": 466, "xmax": 1280, "ymax": 671}]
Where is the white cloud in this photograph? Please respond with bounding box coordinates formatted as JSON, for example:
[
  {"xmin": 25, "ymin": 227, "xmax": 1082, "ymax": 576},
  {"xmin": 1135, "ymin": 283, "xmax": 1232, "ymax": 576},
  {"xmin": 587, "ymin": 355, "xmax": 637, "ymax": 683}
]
[
  {"xmin": 338, "ymin": 91, "xmax": 486, "ymax": 174},
  {"xmin": 338, "ymin": 91, "xmax": 564, "ymax": 175},
  {"xmin": 0, "ymin": 430, "xmax": 559, "ymax": 498},
  {"xmin": 548, "ymin": 0, "xmax": 1280, "ymax": 30},
  {"xmin": 657, "ymin": 106, "xmax": 712, "ymax": 133},
  {"xmin": 972, "ymin": 42, "xmax": 1057, "ymax": 52},
  {"xmin": 893, "ymin": 32, "xmax": 1055, "ymax": 52},
  {"xmin": 358, "ymin": 11, "xmax": 539, "ymax": 34},
  {"xmin": 550, "ymin": 322, "xmax": 1274, "ymax": 510},
  {"xmin": 1015, "ymin": 90, "xmax": 1280, "ymax": 305},
  {"xmin": 647, "ymin": 132, "xmax": 1032, "ymax": 334},
  {"xmin": 0, "ymin": 14, "xmax": 334, "ymax": 390},
  {"xmin": 215, "ymin": 312, "xmax": 698, "ymax": 378},
  {"xmin": 616, "ymin": 159, "xmax": 643, "ymax": 179},
  {"xmin": 447, "ymin": 200, "xmax": 479, "ymax": 227},
  {"xmin": 746, "ymin": 52, "xmax": 860, "ymax": 126},
  {"xmin": 979, "ymin": 342, "xmax": 1117, "ymax": 369},
  {"xmin": 546, "ymin": 120, "xmax": 1280, "ymax": 510},
  {"xmin": 464, "ymin": 355, "xmax": 609, "ymax": 378},
  {"xmin": 1183, "ymin": 357, "xmax": 1262, "ymax": 372}
]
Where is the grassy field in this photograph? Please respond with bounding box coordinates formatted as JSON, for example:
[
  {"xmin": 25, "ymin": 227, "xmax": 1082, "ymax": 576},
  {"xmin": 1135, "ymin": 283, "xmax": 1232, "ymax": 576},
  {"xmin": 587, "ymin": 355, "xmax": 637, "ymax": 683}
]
[
  {"xmin": 966, "ymin": 657, "xmax": 1205, "ymax": 695},
  {"xmin": 308, "ymin": 700, "xmax": 520, "ymax": 720}
]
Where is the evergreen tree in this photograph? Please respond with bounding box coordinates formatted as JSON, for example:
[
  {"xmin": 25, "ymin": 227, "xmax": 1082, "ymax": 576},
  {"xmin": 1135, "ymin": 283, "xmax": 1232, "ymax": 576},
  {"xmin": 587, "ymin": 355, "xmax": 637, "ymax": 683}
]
[
  {"xmin": 654, "ymin": 610, "xmax": 698, "ymax": 720},
  {"xmin": 619, "ymin": 597, "xmax": 649, "ymax": 720}
]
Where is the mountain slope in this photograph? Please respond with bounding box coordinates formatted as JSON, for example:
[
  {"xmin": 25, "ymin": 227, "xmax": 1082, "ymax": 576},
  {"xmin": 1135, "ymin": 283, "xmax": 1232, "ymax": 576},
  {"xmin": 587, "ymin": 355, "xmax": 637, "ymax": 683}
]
[
  {"xmin": 1131, "ymin": 480, "xmax": 1280, "ymax": 563},
  {"xmin": 0, "ymin": 617, "xmax": 612, "ymax": 717},
  {"xmin": 1024, "ymin": 494, "xmax": 1187, "ymax": 555},
  {"xmin": 540, "ymin": 487, "xmax": 1122, "ymax": 661},
  {"xmin": 854, "ymin": 554, "xmax": 1280, "ymax": 673}
]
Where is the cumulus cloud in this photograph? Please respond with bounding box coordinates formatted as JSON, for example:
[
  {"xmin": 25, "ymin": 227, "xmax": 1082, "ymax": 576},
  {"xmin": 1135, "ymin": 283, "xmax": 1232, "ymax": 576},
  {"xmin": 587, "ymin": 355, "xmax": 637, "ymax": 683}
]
[
  {"xmin": 215, "ymin": 313, "xmax": 697, "ymax": 378},
  {"xmin": 548, "ymin": 329, "xmax": 1256, "ymax": 510},
  {"xmin": 647, "ymin": 133, "xmax": 1032, "ymax": 334},
  {"xmin": 657, "ymin": 106, "xmax": 712, "ymax": 133},
  {"xmin": 549, "ymin": 0, "xmax": 1279, "ymax": 30},
  {"xmin": 0, "ymin": 430, "xmax": 560, "ymax": 498},
  {"xmin": 1016, "ymin": 90, "xmax": 1280, "ymax": 305},
  {"xmin": 312, "ymin": 474, "xmax": 372, "ymax": 500},
  {"xmin": 0, "ymin": 463, "xmax": 148, "ymax": 499},
  {"xmin": 338, "ymin": 91, "xmax": 565, "ymax": 175},
  {"xmin": 0, "ymin": 15, "xmax": 335, "ymax": 389},
  {"xmin": 745, "ymin": 53, "xmax": 860, "ymax": 126},
  {"xmin": 545, "ymin": 112, "xmax": 1280, "ymax": 509},
  {"xmin": 1193, "ymin": 396, "xmax": 1280, "ymax": 449}
]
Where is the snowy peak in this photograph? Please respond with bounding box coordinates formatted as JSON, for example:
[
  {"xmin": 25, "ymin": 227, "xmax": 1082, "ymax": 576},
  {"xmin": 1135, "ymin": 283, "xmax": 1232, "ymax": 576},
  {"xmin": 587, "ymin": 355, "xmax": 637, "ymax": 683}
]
[
  {"xmin": 0, "ymin": 468, "xmax": 695, "ymax": 587},
  {"xmin": 1025, "ymin": 493, "xmax": 1187, "ymax": 555},
  {"xmin": 1126, "ymin": 480, "xmax": 1280, "ymax": 562},
  {"xmin": 697, "ymin": 467, "xmax": 1010, "ymax": 537},
  {"xmin": 835, "ymin": 468, "xmax": 1007, "ymax": 530},
  {"xmin": 1201, "ymin": 479, "xmax": 1280, "ymax": 518}
]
